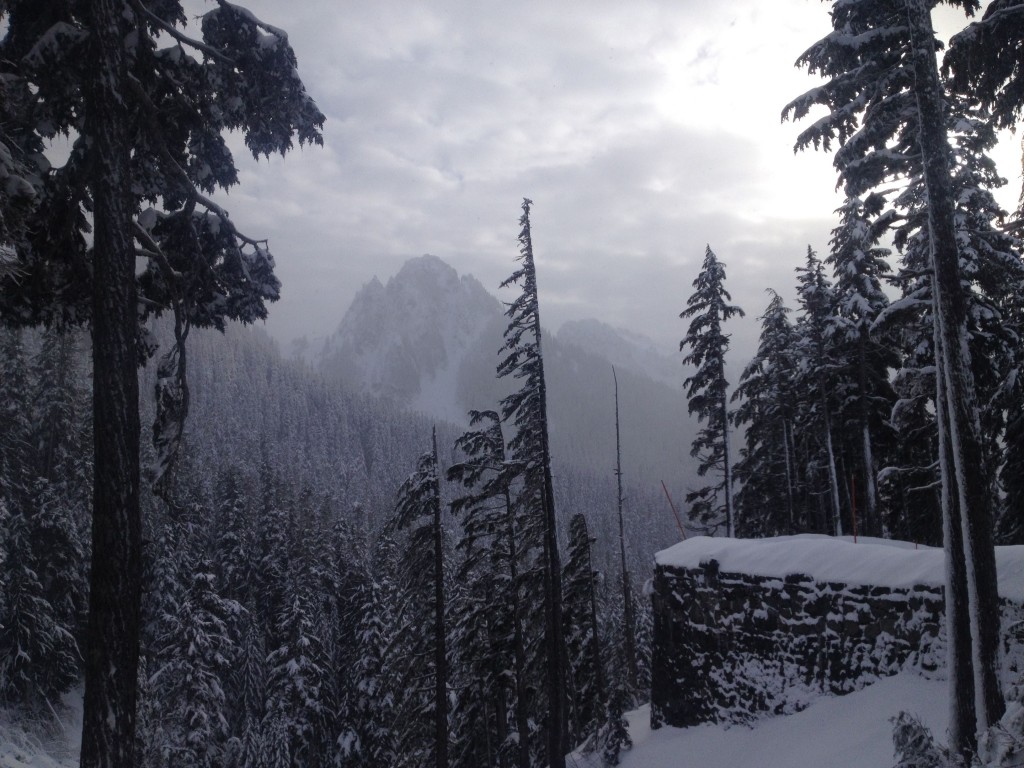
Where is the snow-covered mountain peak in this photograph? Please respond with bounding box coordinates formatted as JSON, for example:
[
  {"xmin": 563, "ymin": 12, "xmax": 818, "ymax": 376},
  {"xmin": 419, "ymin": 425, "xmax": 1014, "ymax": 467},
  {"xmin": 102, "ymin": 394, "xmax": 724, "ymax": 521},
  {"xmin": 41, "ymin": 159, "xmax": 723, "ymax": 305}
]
[
  {"xmin": 317, "ymin": 255, "xmax": 695, "ymax": 491},
  {"xmin": 319, "ymin": 255, "xmax": 502, "ymax": 415}
]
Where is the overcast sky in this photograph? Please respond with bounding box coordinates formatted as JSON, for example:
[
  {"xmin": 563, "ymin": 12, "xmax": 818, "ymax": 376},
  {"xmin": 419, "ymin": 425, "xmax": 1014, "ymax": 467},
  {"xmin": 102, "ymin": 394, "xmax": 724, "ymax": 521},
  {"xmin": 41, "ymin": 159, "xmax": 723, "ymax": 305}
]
[{"xmin": 209, "ymin": 0, "xmax": 1020, "ymax": 366}]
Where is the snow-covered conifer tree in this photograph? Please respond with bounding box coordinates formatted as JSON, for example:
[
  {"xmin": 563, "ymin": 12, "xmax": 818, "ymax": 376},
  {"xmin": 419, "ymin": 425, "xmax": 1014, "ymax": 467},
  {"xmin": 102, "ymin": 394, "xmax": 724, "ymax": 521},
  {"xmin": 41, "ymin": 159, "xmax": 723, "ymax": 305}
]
[
  {"xmin": 148, "ymin": 564, "xmax": 240, "ymax": 768},
  {"xmin": 792, "ymin": 248, "xmax": 846, "ymax": 537},
  {"xmin": 212, "ymin": 466, "xmax": 255, "ymax": 607},
  {"xmin": 785, "ymin": 0, "xmax": 1005, "ymax": 753},
  {"xmin": 336, "ymin": 560, "xmax": 398, "ymax": 768},
  {"xmin": 498, "ymin": 198, "xmax": 568, "ymax": 766},
  {"xmin": 597, "ymin": 669, "xmax": 632, "ymax": 767},
  {"xmin": 680, "ymin": 245, "xmax": 744, "ymax": 537},
  {"xmin": 732, "ymin": 290, "xmax": 799, "ymax": 536},
  {"xmin": 264, "ymin": 557, "xmax": 330, "ymax": 768},
  {"xmin": 0, "ymin": 4, "xmax": 324, "ymax": 761},
  {"xmin": 826, "ymin": 196, "xmax": 899, "ymax": 536},
  {"xmin": 0, "ymin": 479, "xmax": 81, "ymax": 709},
  {"xmin": 28, "ymin": 329, "xmax": 92, "ymax": 647},
  {"xmin": 448, "ymin": 409, "xmax": 536, "ymax": 768},
  {"xmin": 390, "ymin": 428, "xmax": 449, "ymax": 768},
  {"xmin": 946, "ymin": 1, "xmax": 1024, "ymax": 133},
  {"xmin": 30, "ymin": 327, "xmax": 90, "ymax": 488},
  {"xmin": 562, "ymin": 513, "xmax": 605, "ymax": 747}
]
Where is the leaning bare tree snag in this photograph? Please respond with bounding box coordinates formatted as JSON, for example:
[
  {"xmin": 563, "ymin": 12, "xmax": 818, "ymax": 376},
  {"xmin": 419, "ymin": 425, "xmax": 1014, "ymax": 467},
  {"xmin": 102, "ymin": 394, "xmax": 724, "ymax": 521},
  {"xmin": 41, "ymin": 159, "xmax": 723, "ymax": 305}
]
[{"xmin": 613, "ymin": 368, "xmax": 639, "ymax": 694}]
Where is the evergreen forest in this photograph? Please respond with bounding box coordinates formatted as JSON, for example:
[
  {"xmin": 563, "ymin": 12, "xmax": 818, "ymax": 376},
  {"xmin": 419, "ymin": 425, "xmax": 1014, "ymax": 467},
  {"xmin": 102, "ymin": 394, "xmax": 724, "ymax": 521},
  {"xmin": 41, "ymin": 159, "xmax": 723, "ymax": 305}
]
[{"xmin": 2, "ymin": 1, "xmax": 1024, "ymax": 767}]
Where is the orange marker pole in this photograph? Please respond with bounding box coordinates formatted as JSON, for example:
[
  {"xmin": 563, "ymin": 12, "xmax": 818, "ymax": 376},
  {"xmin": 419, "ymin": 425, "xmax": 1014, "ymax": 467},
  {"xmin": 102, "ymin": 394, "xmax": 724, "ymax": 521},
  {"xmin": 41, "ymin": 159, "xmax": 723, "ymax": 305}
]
[{"xmin": 661, "ymin": 480, "xmax": 686, "ymax": 541}]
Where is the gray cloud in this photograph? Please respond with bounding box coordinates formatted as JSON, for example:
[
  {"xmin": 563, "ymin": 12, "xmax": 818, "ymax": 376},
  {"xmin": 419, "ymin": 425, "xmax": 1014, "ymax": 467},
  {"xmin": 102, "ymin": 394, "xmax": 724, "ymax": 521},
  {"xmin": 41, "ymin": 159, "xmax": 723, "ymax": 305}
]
[{"xmin": 199, "ymin": 0, "xmax": 1009, "ymax": 375}]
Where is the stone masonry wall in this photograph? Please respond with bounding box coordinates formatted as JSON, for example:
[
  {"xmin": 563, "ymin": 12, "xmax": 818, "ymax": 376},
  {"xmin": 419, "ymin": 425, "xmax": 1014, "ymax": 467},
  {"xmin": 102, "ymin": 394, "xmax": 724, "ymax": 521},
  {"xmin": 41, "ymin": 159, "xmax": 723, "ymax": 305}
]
[{"xmin": 649, "ymin": 557, "xmax": 954, "ymax": 729}]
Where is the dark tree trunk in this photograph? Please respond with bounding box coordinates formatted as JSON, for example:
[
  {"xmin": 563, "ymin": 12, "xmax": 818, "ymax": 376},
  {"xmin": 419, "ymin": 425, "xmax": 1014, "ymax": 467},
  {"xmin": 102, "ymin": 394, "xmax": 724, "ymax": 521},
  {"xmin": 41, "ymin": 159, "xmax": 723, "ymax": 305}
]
[
  {"xmin": 504, "ymin": 489, "xmax": 532, "ymax": 768},
  {"xmin": 540, "ymin": 424, "xmax": 568, "ymax": 767},
  {"xmin": 431, "ymin": 428, "xmax": 449, "ymax": 768},
  {"xmin": 936, "ymin": 338, "xmax": 978, "ymax": 761},
  {"xmin": 819, "ymin": 378, "xmax": 843, "ymax": 537},
  {"xmin": 613, "ymin": 368, "xmax": 638, "ymax": 693},
  {"xmin": 718, "ymin": 358, "xmax": 735, "ymax": 538},
  {"xmin": 781, "ymin": 418, "xmax": 796, "ymax": 533},
  {"xmin": 858, "ymin": 332, "xmax": 878, "ymax": 536},
  {"xmin": 520, "ymin": 207, "xmax": 568, "ymax": 768},
  {"xmin": 80, "ymin": 1, "xmax": 142, "ymax": 766},
  {"xmin": 582, "ymin": 520, "xmax": 605, "ymax": 717},
  {"xmin": 905, "ymin": 0, "xmax": 1004, "ymax": 744},
  {"xmin": 492, "ymin": 650, "xmax": 509, "ymax": 768}
]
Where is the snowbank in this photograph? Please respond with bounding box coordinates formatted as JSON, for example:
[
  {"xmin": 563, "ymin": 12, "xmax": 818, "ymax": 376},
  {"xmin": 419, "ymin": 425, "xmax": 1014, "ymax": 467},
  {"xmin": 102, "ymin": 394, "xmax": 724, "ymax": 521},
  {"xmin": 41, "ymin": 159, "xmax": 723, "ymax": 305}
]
[
  {"xmin": 655, "ymin": 535, "xmax": 1024, "ymax": 602},
  {"xmin": 572, "ymin": 673, "xmax": 948, "ymax": 768},
  {"xmin": 0, "ymin": 686, "xmax": 82, "ymax": 768}
]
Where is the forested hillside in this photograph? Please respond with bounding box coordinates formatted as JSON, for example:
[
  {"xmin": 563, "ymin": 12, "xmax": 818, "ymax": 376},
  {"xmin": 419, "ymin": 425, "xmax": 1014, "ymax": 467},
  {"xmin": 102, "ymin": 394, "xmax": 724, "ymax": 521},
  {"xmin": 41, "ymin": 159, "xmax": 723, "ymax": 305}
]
[{"xmin": 0, "ymin": 319, "xmax": 671, "ymax": 766}]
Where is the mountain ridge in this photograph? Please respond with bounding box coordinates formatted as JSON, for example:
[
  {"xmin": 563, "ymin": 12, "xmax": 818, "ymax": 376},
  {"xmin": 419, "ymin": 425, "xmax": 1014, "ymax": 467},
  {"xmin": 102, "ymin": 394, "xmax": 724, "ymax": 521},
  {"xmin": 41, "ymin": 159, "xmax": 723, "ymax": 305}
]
[{"xmin": 318, "ymin": 254, "xmax": 698, "ymax": 496}]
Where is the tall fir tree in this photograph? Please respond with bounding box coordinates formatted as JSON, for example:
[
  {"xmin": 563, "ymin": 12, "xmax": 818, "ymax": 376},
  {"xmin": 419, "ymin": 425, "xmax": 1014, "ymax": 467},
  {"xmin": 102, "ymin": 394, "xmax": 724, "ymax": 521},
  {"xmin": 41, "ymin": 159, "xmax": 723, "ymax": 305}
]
[
  {"xmin": 826, "ymin": 195, "xmax": 898, "ymax": 537},
  {"xmin": 680, "ymin": 245, "xmax": 744, "ymax": 537},
  {"xmin": 263, "ymin": 554, "xmax": 330, "ymax": 768},
  {"xmin": 335, "ymin": 558, "xmax": 398, "ymax": 768},
  {"xmin": 498, "ymin": 198, "xmax": 568, "ymax": 766},
  {"xmin": 147, "ymin": 564, "xmax": 240, "ymax": 768},
  {"xmin": 876, "ymin": 185, "xmax": 945, "ymax": 546},
  {"xmin": 390, "ymin": 428, "xmax": 449, "ymax": 768},
  {"xmin": 0, "ymin": 479, "xmax": 81, "ymax": 710},
  {"xmin": 448, "ymin": 410, "xmax": 536, "ymax": 768},
  {"xmin": 785, "ymin": 0, "xmax": 1005, "ymax": 753},
  {"xmin": 0, "ymin": 4, "xmax": 323, "ymax": 762},
  {"xmin": 30, "ymin": 327, "xmax": 90, "ymax": 488},
  {"xmin": 792, "ymin": 248, "xmax": 846, "ymax": 537},
  {"xmin": 562, "ymin": 513, "xmax": 605, "ymax": 748},
  {"xmin": 732, "ymin": 290, "xmax": 799, "ymax": 536}
]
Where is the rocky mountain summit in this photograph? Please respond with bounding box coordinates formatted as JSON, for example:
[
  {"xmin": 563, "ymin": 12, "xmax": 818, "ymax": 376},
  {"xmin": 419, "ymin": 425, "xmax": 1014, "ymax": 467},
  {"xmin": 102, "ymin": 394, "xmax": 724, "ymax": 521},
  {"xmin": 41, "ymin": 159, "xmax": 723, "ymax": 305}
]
[{"xmin": 319, "ymin": 254, "xmax": 696, "ymax": 493}]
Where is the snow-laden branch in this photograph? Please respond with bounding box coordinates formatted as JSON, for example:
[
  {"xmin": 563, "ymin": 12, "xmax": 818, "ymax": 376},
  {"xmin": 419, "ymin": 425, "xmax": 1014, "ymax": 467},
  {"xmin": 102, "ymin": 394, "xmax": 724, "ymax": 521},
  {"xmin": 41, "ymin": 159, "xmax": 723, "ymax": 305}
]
[
  {"xmin": 125, "ymin": 74, "xmax": 268, "ymax": 250},
  {"xmin": 129, "ymin": 0, "xmax": 234, "ymax": 64},
  {"xmin": 133, "ymin": 218, "xmax": 182, "ymax": 290},
  {"xmin": 213, "ymin": 0, "xmax": 289, "ymax": 42},
  {"xmin": 0, "ymin": 250, "xmax": 25, "ymax": 283}
]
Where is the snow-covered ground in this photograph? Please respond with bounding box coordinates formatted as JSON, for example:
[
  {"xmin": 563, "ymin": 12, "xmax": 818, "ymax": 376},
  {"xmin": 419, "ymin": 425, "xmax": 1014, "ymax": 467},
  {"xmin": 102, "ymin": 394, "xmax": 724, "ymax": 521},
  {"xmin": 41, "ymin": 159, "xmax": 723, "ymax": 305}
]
[
  {"xmin": 6, "ymin": 536, "xmax": 1013, "ymax": 767},
  {"xmin": 571, "ymin": 673, "xmax": 948, "ymax": 768},
  {"xmin": 3, "ymin": 674, "xmax": 947, "ymax": 768},
  {"xmin": 0, "ymin": 686, "xmax": 82, "ymax": 768}
]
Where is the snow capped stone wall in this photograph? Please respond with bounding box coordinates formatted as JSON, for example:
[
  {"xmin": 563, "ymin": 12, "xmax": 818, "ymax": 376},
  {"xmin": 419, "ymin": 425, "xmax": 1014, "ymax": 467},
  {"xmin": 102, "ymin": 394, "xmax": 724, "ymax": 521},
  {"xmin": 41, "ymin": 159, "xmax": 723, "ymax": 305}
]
[{"xmin": 649, "ymin": 536, "xmax": 1024, "ymax": 729}]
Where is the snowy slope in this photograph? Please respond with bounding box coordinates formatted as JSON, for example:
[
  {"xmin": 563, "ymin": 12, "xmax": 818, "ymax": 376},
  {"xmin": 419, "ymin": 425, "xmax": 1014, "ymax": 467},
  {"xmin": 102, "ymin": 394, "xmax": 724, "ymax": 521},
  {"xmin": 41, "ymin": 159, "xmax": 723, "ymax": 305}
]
[
  {"xmin": 557, "ymin": 318, "xmax": 680, "ymax": 388},
  {"xmin": 571, "ymin": 674, "xmax": 948, "ymax": 768},
  {"xmin": 0, "ymin": 686, "xmax": 82, "ymax": 768},
  {"xmin": 5, "ymin": 675, "xmax": 947, "ymax": 768}
]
